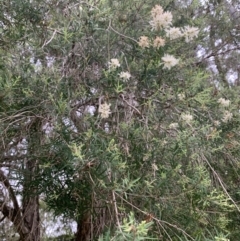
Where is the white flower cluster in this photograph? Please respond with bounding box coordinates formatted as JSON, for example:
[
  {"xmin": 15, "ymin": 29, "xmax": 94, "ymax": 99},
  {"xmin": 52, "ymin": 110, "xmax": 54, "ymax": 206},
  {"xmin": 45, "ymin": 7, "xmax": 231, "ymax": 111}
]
[
  {"xmin": 150, "ymin": 5, "xmax": 173, "ymax": 30},
  {"xmin": 169, "ymin": 123, "xmax": 179, "ymax": 129},
  {"xmin": 136, "ymin": 5, "xmax": 200, "ymax": 73},
  {"xmin": 149, "ymin": 5, "xmax": 199, "ymax": 42},
  {"xmin": 181, "ymin": 113, "xmax": 193, "ymax": 124},
  {"xmin": 183, "ymin": 26, "xmax": 199, "ymax": 43},
  {"xmin": 137, "ymin": 5, "xmax": 199, "ymax": 71},
  {"xmin": 119, "ymin": 71, "xmax": 131, "ymax": 81},
  {"xmin": 107, "ymin": 58, "xmax": 132, "ymax": 82},
  {"xmin": 99, "ymin": 102, "xmax": 111, "ymax": 119},
  {"xmin": 108, "ymin": 58, "xmax": 120, "ymax": 69},
  {"xmin": 138, "ymin": 36, "xmax": 165, "ymax": 49},
  {"xmin": 165, "ymin": 27, "xmax": 183, "ymax": 40},
  {"xmin": 151, "ymin": 4, "xmax": 164, "ymax": 18},
  {"xmin": 165, "ymin": 26, "xmax": 199, "ymax": 42},
  {"xmin": 213, "ymin": 120, "xmax": 221, "ymax": 127},
  {"xmin": 216, "ymin": 98, "xmax": 233, "ymax": 123},
  {"xmin": 138, "ymin": 36, "xmax": 150, "ymax": 48},
  {"xmin": 161, "ymin": 54, "xmax": 179, "ymax": 70},
  {"xmin": 222, "ymin": 110, "xmax": 233, "ymax": 123},
  {"xmin": 217, "ymin": 98, "xmax": 230, "ymax": 107},
  {"xmin": 153, "ymin": 36, "xmax": 165, "ymax": 48},
  {"xmin": 178, "ymin": 93, "xmax": 185, "ymax": 101}
]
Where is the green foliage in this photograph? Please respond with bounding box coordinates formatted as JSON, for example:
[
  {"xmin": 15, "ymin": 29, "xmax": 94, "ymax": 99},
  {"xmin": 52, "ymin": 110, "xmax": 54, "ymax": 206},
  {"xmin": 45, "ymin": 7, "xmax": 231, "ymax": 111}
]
[
  {"xmin": 99, "ymin": 212, "xmax": 155, "ymax": 241},
  {"xmin": 1, "ymin": 0, "xmax": 240, "ymax": 240}
]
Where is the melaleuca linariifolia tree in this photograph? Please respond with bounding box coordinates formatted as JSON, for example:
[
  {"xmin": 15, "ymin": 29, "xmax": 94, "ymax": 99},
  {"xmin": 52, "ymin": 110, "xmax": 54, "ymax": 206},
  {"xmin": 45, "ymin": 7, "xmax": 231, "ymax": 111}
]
[
  {"xmin": 1, "ymin": 0, "xmax": 240, "ymax": 241},
  {"xmin": 40, "ymin": 1, "xmax": 240, "ymax": 240}
]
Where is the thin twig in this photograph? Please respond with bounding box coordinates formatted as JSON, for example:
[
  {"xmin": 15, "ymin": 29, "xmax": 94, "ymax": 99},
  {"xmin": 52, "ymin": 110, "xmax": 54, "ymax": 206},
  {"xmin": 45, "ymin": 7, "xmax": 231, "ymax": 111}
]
[
  {"xmin": 112, "ymin": 191, "xmax": 121, "ymax": 230},
  {"xmin": 115, "ymin": 192, "xmax": 195, "ymax": 241},
  {"xmin": 0, "ymin": 169, "xmax": 20, "ymax": 213},
  {"xmin": 107, "ymin": 20, "xmax": 138, "ymax": 43},
  {"xmin": 42, "ymin": 29, "xmax": 57, "ymax": 48},
  {"xmin": 119, "ymin": 94, "xmax": 141, "ymax": 115},
  {"xmin": 202, "ymin": 154, "xmax": 240, "ymax": 213}
]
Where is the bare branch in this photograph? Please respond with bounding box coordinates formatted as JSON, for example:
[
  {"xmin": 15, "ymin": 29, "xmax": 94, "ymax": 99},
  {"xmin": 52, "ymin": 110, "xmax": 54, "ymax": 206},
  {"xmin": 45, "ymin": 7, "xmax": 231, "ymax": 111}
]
[
  {"xmin": 0, "ymin": 169, "xmax": 21, "ymax": 216},
  {"xmin": 0, "ymin": 200, "xmax": 28, "ymax": 237}
]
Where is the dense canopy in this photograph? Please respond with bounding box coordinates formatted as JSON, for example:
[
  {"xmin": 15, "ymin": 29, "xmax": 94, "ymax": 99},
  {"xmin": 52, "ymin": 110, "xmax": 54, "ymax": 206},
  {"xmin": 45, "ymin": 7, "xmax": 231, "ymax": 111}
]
[{"xmin": 0, "ymin": 0, "xmax": 240, "ymax": 241}]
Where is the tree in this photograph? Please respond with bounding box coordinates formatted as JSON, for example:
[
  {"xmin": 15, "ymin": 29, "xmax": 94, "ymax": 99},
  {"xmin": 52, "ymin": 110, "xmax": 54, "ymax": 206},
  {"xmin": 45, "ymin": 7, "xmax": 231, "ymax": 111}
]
[{"xmin": 1, "ymin": 0, "xmax": 240, "ymax": 241}]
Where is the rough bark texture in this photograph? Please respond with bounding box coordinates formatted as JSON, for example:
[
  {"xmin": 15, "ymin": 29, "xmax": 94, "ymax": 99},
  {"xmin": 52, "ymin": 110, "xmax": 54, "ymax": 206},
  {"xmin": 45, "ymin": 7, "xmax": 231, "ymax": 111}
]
[
  {"xmin": 75, "ymin": 213, "xmax": 91, "ymax": 241},
  {"xmin": 0, "ymin": 165, "xmax": 40, "ymax": 241},
  {"xmin": 22, "ymin": 193, "xmax": 40, "ymax": 241},
  {"xmin": 74, "ymin": 203, "xmax": 110, "ymax": 241},
  {"xmin": 20, "ymin": 119, "xmax": 41, "ymax": 241}
]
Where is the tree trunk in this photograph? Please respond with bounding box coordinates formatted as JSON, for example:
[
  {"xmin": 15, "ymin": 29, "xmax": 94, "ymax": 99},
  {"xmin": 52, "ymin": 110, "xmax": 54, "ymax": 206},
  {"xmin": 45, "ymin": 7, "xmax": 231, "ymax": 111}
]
[
  {"xmin": 22, "ymin": 191, "xmax": 40, "ymax": 241},
  {"xmin": 21, "ymin": 119, "xmax": 41, "ymax": 241},
  {"xmin": 75, "ymin": 212, "xmax": 91, "ymax": 241},
  {"xmin": 0, "ymin": 165, "xmax": 40, "ymax": 241}
]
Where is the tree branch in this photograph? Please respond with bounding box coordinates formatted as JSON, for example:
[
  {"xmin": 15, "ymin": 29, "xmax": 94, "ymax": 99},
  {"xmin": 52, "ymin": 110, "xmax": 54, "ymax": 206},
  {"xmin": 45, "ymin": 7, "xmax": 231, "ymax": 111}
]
[
  {"xmin": 0, "ymin": 200, "xmax": 29, "ymax": 237},
  {"xmin": 0, "ymin": 169, "xmax": 20, "ymax": 213},
  {"xmin": 0, "ymin": 170, "xmax": 30, "ymax": 237}
]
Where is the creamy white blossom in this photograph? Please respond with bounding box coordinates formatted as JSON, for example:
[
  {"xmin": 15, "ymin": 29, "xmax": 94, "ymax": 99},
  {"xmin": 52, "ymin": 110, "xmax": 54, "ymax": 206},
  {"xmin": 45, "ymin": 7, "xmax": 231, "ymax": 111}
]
[
  {"xmin": 108, "ymin": 58, "xmax": 120, "ymax": 69},
  {"xmin": 222, "ymin": 111, "xmax": 233, "ymax": 123},
  {"xmin": 178, "ymin": 93, "xmax": 185, "ymax": 101},
  {"xmin": 161, "ymin": 54, "xmax": 179, "ymax": 70},
  {"xmin": 181, "ymin": 113, "xmax": 193, "ymax": 123},
  {"xmin": 99, "ymin": 102, "xmax": 111, "ymax": 119},
  {"xmin": 165, "ymin": 27, "xmax": 183, "ymax": 40},
  {"xmin": 138, "ymin": 36, "xmax": 150, "ymax": 48},
  {"xmin": 151, "ymin": 5, "xmax": 164, "ymax": 18},
  {"xmin": 162, "ymin": 140, "xmax": 168, "ymax": 145},
  {"xmin": 119, "ymin": 71, "xmax": 131, "ymax": 81},
  {"xmin": 183, "ymin": 26, "xmax": 199, "ymax": 42},
  {"xmin": 213, "ymin": 120, "xmax": 221, "ymax": 126},
  {"xmin": 153, "ymin": 36, "xmax": 165, "ymax": 48},
  {"xmin": 217, "ymin": 98, "xmax": 230, "ymax": 107},
  {"xmin": 150, "ymin": 11, "xmax": 173, "ymax": 30},
  {"xmin": 169, "ymin": 123, "xmax": 179, "ymax": 129},
  {"xmin": 161, "ymin": 11, "xmax": 173, "ymax": 27}
]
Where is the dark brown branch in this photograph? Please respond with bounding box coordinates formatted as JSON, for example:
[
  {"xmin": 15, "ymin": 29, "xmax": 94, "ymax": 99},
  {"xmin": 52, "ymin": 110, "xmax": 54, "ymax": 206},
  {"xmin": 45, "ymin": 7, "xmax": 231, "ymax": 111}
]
[
  {"xmin": 0, "ymin": 154, "xmax": 27, "ymax": 163},
  {"xmin": 196, "ymin": 46, "xmax": 240, "ymax": 65},
  {"xmin": 0, "ymin": 170, "xmax": 30, "ymax": 238},
  {"xmin": 0, "ymin": 200, "xmax": 29, "ymax": 238},
  {"xmin": 0, "ymin": 169, "xmax": 21, "ymax": 218},
  {"xmin": 0, "ymin": 164, "xmax": 21, "ymax": 169},
  {"xmin": 0, "ymin": 214, "xmax": 7, "ymax": 222},
  {"xmin": 0, "ymin": 201, "xmax": 14, "ymax": 221}
]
